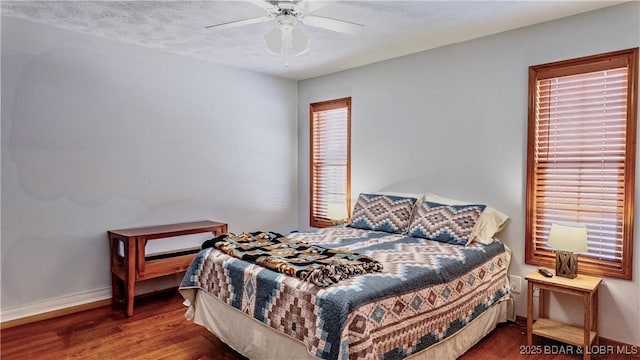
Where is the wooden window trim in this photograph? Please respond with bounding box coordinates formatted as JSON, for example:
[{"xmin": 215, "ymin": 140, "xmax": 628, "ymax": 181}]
[
  {"xmin": 309, "ymin": 97, "xmax": 352, "ymax": 228},
  {"xmin": 525, "ymin": 48, "xmax": 638, "ymax": 280}
]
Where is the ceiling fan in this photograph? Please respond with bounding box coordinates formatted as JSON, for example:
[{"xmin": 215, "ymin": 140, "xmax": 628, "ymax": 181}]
[{"xmin": 206, "ymin": 0, "xmax": 364, "ymax": 63}]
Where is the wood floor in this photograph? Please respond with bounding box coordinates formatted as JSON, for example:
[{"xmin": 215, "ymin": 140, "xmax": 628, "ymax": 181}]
[
  {"xmin": 0, "ymin": 291, "xmax": 633, "ymax": 359},
  {"xmin": 0, "ymin": 291, "xmax": 242, "ymax": 360}
]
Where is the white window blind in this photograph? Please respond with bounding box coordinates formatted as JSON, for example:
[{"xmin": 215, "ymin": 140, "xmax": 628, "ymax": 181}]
[
  {"xmin": 526, "ymin": 48, "xmax": 637, "ymax": 279},
  {"xmin": 310, "ymin": 98, "xmax": 351, "ymax": 228}
]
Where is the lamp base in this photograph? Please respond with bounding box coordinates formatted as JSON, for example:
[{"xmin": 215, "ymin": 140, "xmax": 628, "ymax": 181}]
[{"xmin": 555, "ymin": 250, "xmax": 579, "ymax": 279}]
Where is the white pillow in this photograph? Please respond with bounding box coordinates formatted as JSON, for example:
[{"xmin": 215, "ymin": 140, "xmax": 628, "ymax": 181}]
[{"xmin": 423, "ymin": 193, "xmax": 509, "ymax": 245}]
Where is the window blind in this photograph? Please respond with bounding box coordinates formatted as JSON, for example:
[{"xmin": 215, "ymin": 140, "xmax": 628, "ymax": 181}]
[
  {"xmin": 310, "ymin": 98, "xmax": 351, "ymax": 228},
  {"xmin": 526, "ymin": 48, "xmax": 637, "ymax": 279}
]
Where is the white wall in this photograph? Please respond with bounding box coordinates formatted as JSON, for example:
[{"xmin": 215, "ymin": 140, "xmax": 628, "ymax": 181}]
[
  {"xmin": 1, "ymin": 17, "xmax": 298, "ymax": 311},
  {"xmin": 298, "ymin": 2, "xmax": 640, "ymax": 345}
]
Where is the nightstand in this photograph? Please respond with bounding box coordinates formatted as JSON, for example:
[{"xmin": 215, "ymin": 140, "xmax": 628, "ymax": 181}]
[{"xmin": 526, "ymin": 270, "xmax": 602, "ymax": 360}]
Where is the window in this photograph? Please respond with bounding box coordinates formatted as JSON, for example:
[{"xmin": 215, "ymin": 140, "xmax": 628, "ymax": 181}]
[
  {"xmin": 526, "ymin": 48, "xmax": 638, "ymax": 280},
  {"xmin": 310, "ymin": 97, "xmax": 351, "ymax": 228}
]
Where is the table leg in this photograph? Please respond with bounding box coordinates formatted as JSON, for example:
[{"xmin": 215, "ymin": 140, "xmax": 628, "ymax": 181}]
[
  {"xmin": 111, "ymin": 274, "xmax": 121, "ymax": 305},
  {"xmin": 593, "ymin": 288, "xmax": 599, "ymax": 345},
  {"xmin": 108, "ymin": 236, "xmax": 120, "ymax": 306},
  {"xmin": 136, "ymin": 236, "xmax": 146, "ymax": 275},
  {"xmin": 126, "ymin": 239, "xmax": 136, "ymax": 317},
  {"xmin": 583, "ymin": 293, "xmax": 592, "ymax": 360},
  {"xmin": 527, "ymin": 281, "xmax": 534, "ymax": 345}
]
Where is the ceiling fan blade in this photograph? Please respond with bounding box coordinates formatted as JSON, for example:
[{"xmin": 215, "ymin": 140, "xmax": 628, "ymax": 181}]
[
  {"xmin": 296, "ymin": 0, "xmax": 331, "ymax": 13},
  {"xmin": 205, "ymin": 16, "xmax": 272, "ymax": 30},
  {"xmin": 301, "ymin": 15, "xmax": 363, "ymax": 35}
]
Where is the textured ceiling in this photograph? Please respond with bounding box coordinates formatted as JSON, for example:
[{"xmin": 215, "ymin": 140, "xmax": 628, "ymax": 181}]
[{"xmin": 1, "ymin": 1, "xmax": 624, "ymax": 80}]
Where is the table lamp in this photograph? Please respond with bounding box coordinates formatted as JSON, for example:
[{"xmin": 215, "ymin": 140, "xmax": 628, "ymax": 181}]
[
  {"xmin": 547, "ymin": 222, "xmax": 588, "ymax": 279},
  {"xmin": 326, "ymin": 202, "xmax": 348, "ymax": 226}
]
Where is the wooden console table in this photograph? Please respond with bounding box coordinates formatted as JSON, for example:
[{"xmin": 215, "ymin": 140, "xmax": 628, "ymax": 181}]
[{"xmin": 108, "ymin": 220, "xmax": 228, "ymax": 316}]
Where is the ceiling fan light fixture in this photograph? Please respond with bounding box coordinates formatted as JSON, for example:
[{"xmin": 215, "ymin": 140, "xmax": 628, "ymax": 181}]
[
  {"xmin": 290, "ymin": 27, "xmax": 310, "ymax": 56},
  {"xmin": 263, "ymin": 23, "xmax": 310, "ymax": 57},
  {"xmin": 276, "ymin": 12, "xmax": 297, "ymax": 31},
  {"xmin": 264, "ymin": 26, "xmax": 283, "ymax": 56}
]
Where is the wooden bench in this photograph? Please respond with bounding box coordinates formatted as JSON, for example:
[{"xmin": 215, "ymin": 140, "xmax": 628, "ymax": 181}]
[{"xmin": 108, "ymin": 220, "xmax": 228, "ymax": 316}]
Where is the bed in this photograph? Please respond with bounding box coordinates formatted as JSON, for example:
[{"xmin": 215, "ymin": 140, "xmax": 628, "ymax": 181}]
[{"xmin": 180, "ymin": 193, "xmax": 513, "ymax": 359}]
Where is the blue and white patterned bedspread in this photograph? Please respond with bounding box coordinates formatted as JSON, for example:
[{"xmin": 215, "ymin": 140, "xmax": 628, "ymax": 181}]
[{"xmin": 180, "ymin": 227, "xmax": 509, "ymax": 360}]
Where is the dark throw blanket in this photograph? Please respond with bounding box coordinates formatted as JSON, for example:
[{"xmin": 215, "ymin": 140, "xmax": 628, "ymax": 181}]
[{"xmin": 202, "ymin": 231, "xmax": 383, "ymax": 287}]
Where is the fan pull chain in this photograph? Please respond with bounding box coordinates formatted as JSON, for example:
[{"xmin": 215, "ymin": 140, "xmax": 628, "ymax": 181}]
[{"xmin": 282, "ymin": 29, "xmax": 292, "ymax": 68}]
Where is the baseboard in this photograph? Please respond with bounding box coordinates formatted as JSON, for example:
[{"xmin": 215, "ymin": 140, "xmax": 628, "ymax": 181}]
[
  {"xmin": 513, "ymin": 315, "xmax": 639, "ymax": 358},
  {"xmin": 0, "ymin": 287, "xmax": 112, "ymax": 329}
]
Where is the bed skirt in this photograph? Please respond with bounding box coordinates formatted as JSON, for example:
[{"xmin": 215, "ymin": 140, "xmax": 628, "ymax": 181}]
[{"xmin": 189, "ymin": 290, "xmax": 514, "ymax": 360}]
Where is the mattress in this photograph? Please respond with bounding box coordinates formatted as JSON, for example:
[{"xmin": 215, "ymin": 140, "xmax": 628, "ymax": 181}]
[{"xmin": 180, "ymin": 227, "xmax": 512, "ymax": 359}]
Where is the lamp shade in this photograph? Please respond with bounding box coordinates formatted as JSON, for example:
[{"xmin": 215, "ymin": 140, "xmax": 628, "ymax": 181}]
[
  {"xmin": 547, "ymin": 222, "xmax": 588, "ymax": 253},
  {"xmin": 326, "ymin": 202, "xmax": 348, "ymax": 221}
]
